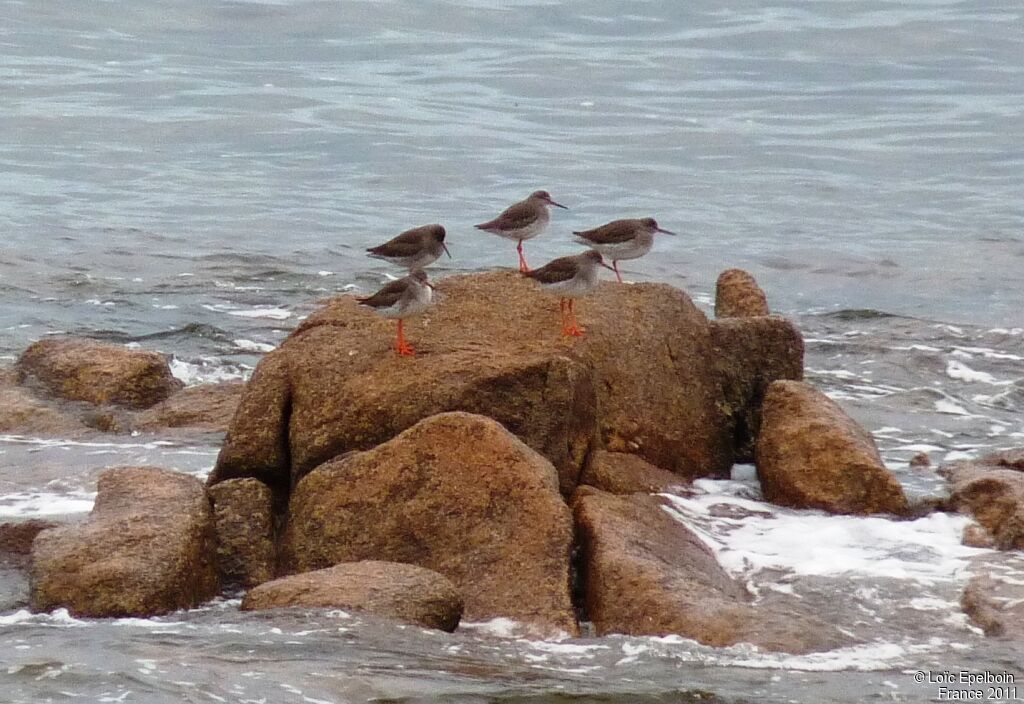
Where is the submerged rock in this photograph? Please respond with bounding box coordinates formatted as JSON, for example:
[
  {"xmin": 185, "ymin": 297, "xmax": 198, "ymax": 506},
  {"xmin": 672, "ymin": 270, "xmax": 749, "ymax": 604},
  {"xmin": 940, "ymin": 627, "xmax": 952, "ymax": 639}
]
[
  {"xmin": 942, "ymin": 450, "xmax": 1024, "ymax": 550},
  {"xmin": 210, "ymin": 270, "xmax": 802, "ymax": 499},
  {"xmin": 16, "ymin": 337, "xmax": 182, "ymax": 409},
  {"xmin": 30, "ymin": 467, "xmax": 219, "ymax": 617},
  {"xmin": 580, "ymin": 450, "xmax": 688, "ymax": 495},
  {"xmin": 755, "ymin": 380, "xmax": 908, "ymax": 515},
  {"xmin": 241, "ymin": 561, "xmax": 463, "ymax": 632},
  {"xmin": 0, "ymin": 379, "xmax": 87, "ymax": 436},
  {"xmin": 280, "ymin": 412, "xmax": 577, "ymax": 636},
  {"xmin": 573, "ymin": 488, "xmax": 844, "ymax": 653},
  {"xmin": 961, "ymin": 574, "xmax": 1024, "ymax": 638},
  {"xmin": 714, "ymin": 268, "xmax": 770, "ymax": 318},
  {"xmin": 133, "ymin": 382, "xmax": 244, "ymax": 434},
  {"xmin": 208, "ymin": 478, "xmax": 276, "ymax": 590},
  {"xmin": 0, "ymin": 519, "xmax": 59, "ymax": 568}
]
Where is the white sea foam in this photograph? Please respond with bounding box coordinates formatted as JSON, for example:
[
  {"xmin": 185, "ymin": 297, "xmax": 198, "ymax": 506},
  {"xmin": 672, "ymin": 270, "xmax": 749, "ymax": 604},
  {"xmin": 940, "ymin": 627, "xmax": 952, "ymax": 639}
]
[
  {"xmin": 232, "ymin": 338, "xmax": 275, "ymax": 353},
  {"xmin": 0, "ymin": 490, "xmax": 95, "ymax": 517},
  {"xmin": 945, "ymin": 360, "xmax": 1008, "ymax": 386},
  {"xmin": 201, "ymin": 303, "xmax": 291, "ymax": 320},
  {"xmin": 169, "ymin": 357, "xmax": 251, "ymax": 385},
  {"xmin": 660, "ymin": 489, "xmax": 982, "ymax": 583}
]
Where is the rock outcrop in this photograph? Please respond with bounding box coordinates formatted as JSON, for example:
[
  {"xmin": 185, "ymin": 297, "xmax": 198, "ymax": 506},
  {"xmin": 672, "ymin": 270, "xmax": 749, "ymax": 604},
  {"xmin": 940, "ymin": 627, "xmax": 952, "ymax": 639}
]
[
  {"xmin": 208, "ymin": 478, "xmax": 275, "ymax": 590},
  {"xmin": 711, "ymin": 316, "xmax": 804, "ymax": 463},
  {"xmin": 16, "ymin": 338, "xmax": 182, "ymax": 409},
  {"xmin": 134, "ymin": 382, "xmax": 244, "ymax": 433},
  {"xmin": 961, "ymin": 573, "xmax": 1024, "ymax": 638},
  {"xmin": 755, "ymin": 380, "xmax": 908, "ymax": 515},
  {"xmin": 0, "ymin": 519, "xmax": 58, "ymax": 568},
  {"xmin": 580, "ymin": 450, "xmax": 688, "ymax": 495},
  {"xmin": 942, "ymin": 450, "xmax": 1024, "ymax": 550},
  {"xmin": 280, "ymin": 412, "xmax": 577, "ymax": 636},
  {"xmin": 241, "ymin": 561, "xmax": 463, "ymax": 632},
  {"xmin": 210, "ymin": 270, "xmax": 804, "ymax": 500},
  {"xmin": 715, "ymin": 268, "xmax": 770, "ymax": 318},
  {"xmin": 30, "ymin": 467, "xmax": 219, "ymax": 616},
  {"xmin": 573, "ymin": 489, "xmax": 844, "ymax": 653}
]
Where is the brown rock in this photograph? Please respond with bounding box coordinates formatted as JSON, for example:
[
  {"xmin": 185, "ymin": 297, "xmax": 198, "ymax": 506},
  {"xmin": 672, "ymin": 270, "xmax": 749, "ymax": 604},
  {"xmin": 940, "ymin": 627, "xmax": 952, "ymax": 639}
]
[
  {"xmin": 208, "ymin": 478, "xmax": 275, "ymax": 590},
  {"xmin": 280, "ymin": 412, "xmax": 577, "ymax": 636},
  {"xmin": 0, "ymin": 519, "xmax": 59, "ymax": 567},
  {"xmin": 241, "ymin": 561, "xmax": 463, "ymax": 632},
  {"xmin": 960, "ymin": 574, "xmax": 1024, "ymax": 638},
  {"xmin": 962, "ymin": 523, "xmax": 996, "ymax": 549},
  {"xmin": 580, "ymin": 450, "xmax": 688, "ymax": 494},
  {"xmin": 134, "ymin": 382, "xmax": 245, "ymax": 433},
  {"xmin": 942, "ymin": 451, "xmax": 1024, "ymax": 550},
  {"xmin": 909, "ymin": 452, "xmax": 931, "ymax": 469},
  {"xmin": 0, "ymin": 382, "xmax": 87, "ymax": 435},
  {"xmin": 30, "ymin": 466, "xmax": 219, "ymax": 616},
  {"xmin": 755, "ymin": 380, "xmax": 908, "ymax": 515},
  {"xmin": 16, "ymin": 337, "xmax": 183, "ymax": 409},
  {"xmin": 573, "ymin": 489, "xmax": 844, "ymax": 653},
  {"xmin": 715, "ymin": 268, "xmax": 770, "ymax": 318},
  {"xmin": 711, "ymin": 316, "xmax": 804, "ymax": 462},
  {"xmin": 211, "ymin": 272, "xmax": 803, "ymax": 500}
]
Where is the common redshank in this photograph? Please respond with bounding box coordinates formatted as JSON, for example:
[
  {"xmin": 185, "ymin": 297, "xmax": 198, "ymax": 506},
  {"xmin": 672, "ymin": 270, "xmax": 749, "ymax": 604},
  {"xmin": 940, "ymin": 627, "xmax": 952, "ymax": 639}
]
[
  {"xmin": 475, "ymin": 190, "xmax": 567, "ymax": 273},
  {"xmin": 357, "ymin": 269, "xmax": 434, "ymax": 356},
  {"xmin": 366, "ymin": 224, "xmax": 450, "ymax": 270},
  {"xmin": 524, "ymin": 250, "xmax": 613, "ymax": 337},
  {"xmin": 572, "ymin": 217, "xmax": 676, "ymax": 283}
]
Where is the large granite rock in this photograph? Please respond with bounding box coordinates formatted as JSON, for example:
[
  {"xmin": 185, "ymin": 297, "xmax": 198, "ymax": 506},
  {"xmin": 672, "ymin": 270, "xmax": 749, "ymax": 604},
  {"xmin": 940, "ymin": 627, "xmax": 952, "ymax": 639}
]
[
  {"xmin": 755, "ymin": 380, "xmax": 908, "ymax": 515},
  {"xmin": 241, "ymin": 561, "xmax": 463, "ymax": 632},
  {"xmin": 16, "ymin": 338, "xmax": 182, "ymax": 409},
  {"xmin": 942, "ymin": 450, "xmax": 1024, "ymax": 550},
  {"xmin": 715, "ymin": 268, "xmax": 770, "ymax": 318},
  {"xmin": 280, "ymin": 412, "xmax": 577, "ymax": 636},
  {"xmin": 210, "ymin": 270, "xmax": 803, "ymax": 499},
  {"xmin": 208, "ymin": 478, "xmax": 275, "ymax": 590},
  {"xmin": 30, "ymin": 467, "xmax": 219, "ymax": 616},
  {"xmin": 0, "ymin": 380, "xmax": 87, "ymax": 435},
  {"xmin": 573, "ymin": 489, "xmax": 843, "ymax": 653},
  {"xmin": 133, "ymin": 382, "xmax": 244, "ymax": 433}
]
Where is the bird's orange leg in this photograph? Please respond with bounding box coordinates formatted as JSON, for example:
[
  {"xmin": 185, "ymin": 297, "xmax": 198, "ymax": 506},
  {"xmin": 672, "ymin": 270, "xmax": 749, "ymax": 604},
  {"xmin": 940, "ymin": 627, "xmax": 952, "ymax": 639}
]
[
  {"xmin": 565, "ymin": 299, "xmax": 585, "ymax": 337},
  {"xmin": 517, "ymin": 240, "xmax": 530, "ymax": 273},
  {"xmin": 559, "ymin": 299, "xmax": 573, "ymax": 337},
  {"xmin": 395, "ymin": 319, "xmax": 415, "ymax": 356},
  {"xmin": 613, "ymin": 260, "xmax": 623, "ymax": 284}
]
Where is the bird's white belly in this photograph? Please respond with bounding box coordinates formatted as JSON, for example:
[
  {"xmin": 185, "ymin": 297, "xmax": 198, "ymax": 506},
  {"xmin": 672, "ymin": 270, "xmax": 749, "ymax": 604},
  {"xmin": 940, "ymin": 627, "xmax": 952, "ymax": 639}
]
[
  {"xmin": 379, "ymin": 287, "xmax": 433, "ymax": 319},
  {"xmin": 369, "ymin": 251, "xmax": 439, "ymax": 270},
  {"xmin": 582, "ymin": 238, "xmax": 652, "ymax": 261},
  {"xmin": 543, "ymin": 273, "xmax": 598, "ymax": 298},
  {"xmin": 486, "ymin": 214, "xmax": 548, "ymax": 241}
]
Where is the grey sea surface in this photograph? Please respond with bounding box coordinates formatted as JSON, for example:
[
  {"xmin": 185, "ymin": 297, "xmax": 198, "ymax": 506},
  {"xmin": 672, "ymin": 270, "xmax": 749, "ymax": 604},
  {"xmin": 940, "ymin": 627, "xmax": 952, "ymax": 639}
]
[{"xmin": 2, "ymin": 0, "xmax": 1024, "ymax": 702}]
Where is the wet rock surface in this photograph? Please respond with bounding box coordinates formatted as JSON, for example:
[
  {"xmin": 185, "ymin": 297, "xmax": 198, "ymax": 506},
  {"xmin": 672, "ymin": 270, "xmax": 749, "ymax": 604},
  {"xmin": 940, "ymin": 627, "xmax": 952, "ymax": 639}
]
[
  {"xmin": 30, "ymin": 466, "xmax": 219, "ymax": 617},
  {"xmin": 943, "ymin": 450, "xmax": 1024, "ymax": 550},
  {"xmin": 16, "ymin": 337, "xmax": 183, "ymax": 409},
  {"xmin": 573, "ymin": 488, "xmax": 846, "ymax": 653},
  {"xmin": 209, "ymin": 478, "xmax": 276, "ymax": 590},
  {"xmin": 579, "ymin": 450, "xmax": 689, "ymax": 495},
  {"xmin": 755, "ymin": 380, "xmax": 909, "ymax": 515},
  {"xmin": 241, "ymin": 560, "xmax": 463, "ymax": 632}
]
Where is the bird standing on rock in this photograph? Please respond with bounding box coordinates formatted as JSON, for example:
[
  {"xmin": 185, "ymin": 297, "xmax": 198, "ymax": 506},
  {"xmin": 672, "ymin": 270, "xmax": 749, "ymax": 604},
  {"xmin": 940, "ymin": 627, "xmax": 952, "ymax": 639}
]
[
  {"xmin": 366, "ymin": 224, "xmax": 450, "ymax": 271},
  {"xmin": 524, "ymin": 250, "xmax": 614, "ymax": 338},
  {"xmin": 475, "ymin": 190, "xmax": 568, "ymax": 273},
  {"xmin": 572, "ymin": 217, "xmax": 677, "ymax": 283},
  {"xmin": 357, "ymin": 270, "xmax": 434, "ymax": 356}
]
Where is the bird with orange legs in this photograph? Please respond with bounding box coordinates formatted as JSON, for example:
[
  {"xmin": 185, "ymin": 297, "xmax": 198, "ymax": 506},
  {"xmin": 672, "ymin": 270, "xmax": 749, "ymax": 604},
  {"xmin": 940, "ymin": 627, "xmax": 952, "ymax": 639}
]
[
  {"xmin": 357, "ymin": 269, "xmax": 434, "ymax": 356},
  {"xmin": 572, "ymin": 217, "xmax": 676, "ymax": 283},
  {"xmin": 475, "ymin": 190, "xmax": 567, "ymax": 273},
  {"xmin": 524, "ymin": 250, "xmax": 613, "ymax": 337}
]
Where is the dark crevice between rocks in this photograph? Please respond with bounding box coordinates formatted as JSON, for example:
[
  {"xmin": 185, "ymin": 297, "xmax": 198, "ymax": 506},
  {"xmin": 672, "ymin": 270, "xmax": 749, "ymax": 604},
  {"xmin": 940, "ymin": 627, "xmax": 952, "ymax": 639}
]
[{"xmin": 569, "ymin": 538, "xmax": 589, "ymax": 630}]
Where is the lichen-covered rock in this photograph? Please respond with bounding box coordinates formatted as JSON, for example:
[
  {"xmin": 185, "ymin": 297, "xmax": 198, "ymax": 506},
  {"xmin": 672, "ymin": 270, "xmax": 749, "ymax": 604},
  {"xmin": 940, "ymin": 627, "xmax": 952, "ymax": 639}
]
[
  {"xmin": 755, "ymin": 380, "xmax": 908, "ymax": 515},
  {"xmin": 208, "ymin": 478, "xmax": 275, "ymax": 590},
  {"xmin": 30, "ymin": 467, "xmax": 218, "ymax": 616},
  {"xmin": 0, "ymin": 382, "xmax": 87, "ymax": 435},
  {"xmin": 942, "ymin": 450, "xmax": 1024, "ymax": 550},
  {"xmin": 0, "ymin": 519, "xmax": 59, "ymax": 567},
  {"xmin": 573, "ymin": 489, "xmax": 844, "ymax": 653},
  {"xmin": 280, "ymin": 412, "xmax": 577, "ymax": 636},
  {"xmin": 710, "ymin": 316, "xmax": 804, "ymax": 463},
  {"xmin": 241, "ymin": 561, "xmax": 463, "ymax": 632},
  {"xmin": 714, "ymin": 268, "xmax": 770, "ymax": 318},
  {"xmin": 16, "ymin": 338, "xmax": 182, "ymax": 409},
  {"xmin": 134, "ymin": 382, "xmax": 244, "ymax": 433},
  {"xmin": 209, "ymin": 270, "xmax": 792, "ymax": 499},
  {"xmin": 580, "ymin": 450, "xmax": 688, "ymax": 495}
]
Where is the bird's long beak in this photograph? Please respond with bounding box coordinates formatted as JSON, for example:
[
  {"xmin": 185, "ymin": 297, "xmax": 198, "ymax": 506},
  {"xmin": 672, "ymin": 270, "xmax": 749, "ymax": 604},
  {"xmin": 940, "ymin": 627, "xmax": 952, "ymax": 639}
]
[
  {"xmin": 657, "ymin": 227, "xmax": 678, "ymax": 236},
  {"xmin": 426, "ymin": 281, "xmax": 436, "ymax": 290},
  {"xmin": 546, "ymin": 197, "xmax": 568, "ymax": 210},
  {"xmin": 442, "ymin": 243, "xmax": 452, "ymax": 258},
  {"xmin": 600, "ymin": 262, "xmax": 616, "ymax": 272}
]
